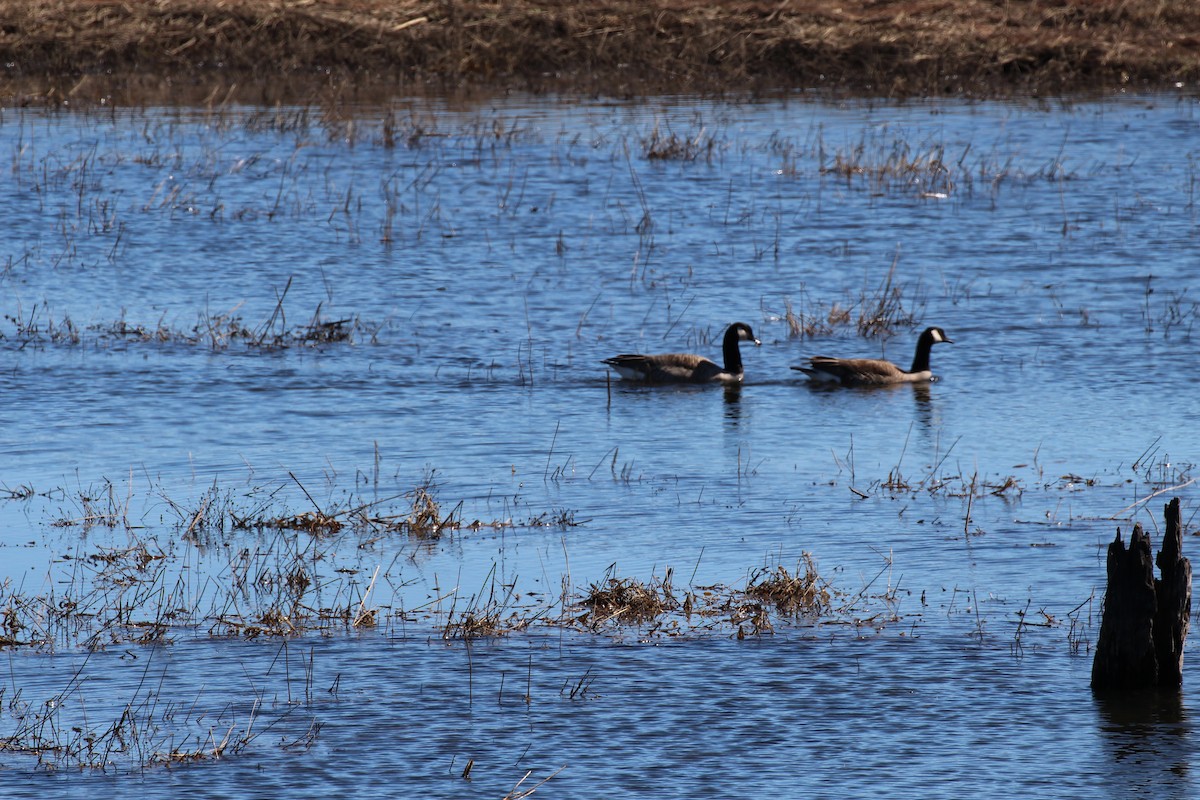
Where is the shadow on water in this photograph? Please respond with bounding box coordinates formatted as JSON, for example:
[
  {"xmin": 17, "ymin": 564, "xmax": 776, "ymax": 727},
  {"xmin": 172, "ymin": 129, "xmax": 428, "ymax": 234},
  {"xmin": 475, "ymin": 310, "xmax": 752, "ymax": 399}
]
[{"xmin": 1094, "ymin": 690, "xmax": 1193, "ymax": 793}]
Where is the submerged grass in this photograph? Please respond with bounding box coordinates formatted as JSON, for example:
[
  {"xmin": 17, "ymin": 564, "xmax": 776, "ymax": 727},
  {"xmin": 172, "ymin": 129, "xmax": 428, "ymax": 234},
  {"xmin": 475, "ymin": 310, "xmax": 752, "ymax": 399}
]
[
  {"xmin": 4, "ymin": 300, "xmax": 374, "ymax": 352},
  {"xmin": 0, "ymin": 644, "xmax": 318, "ymax": 772},
  {"xmin": 0, "ymin": 475, "xmax": 581, "ymax": 652},
  {"xmin": 0, "ymin": 464, "xmax": 1113, "ymax": 771},
  {"xmin": 0, "ymin": 469, "xmax": 926, "ymax": 654}
]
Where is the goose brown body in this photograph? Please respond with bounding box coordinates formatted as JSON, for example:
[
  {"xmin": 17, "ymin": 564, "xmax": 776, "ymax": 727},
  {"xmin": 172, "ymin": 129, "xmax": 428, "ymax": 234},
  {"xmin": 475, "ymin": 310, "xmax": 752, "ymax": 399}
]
[
  {"xmin": 793, "ymin": 326, "xmax": 952, "ymax": 386},
  {"xmin": 603, "ymin": 322, "xmax": 761, "ymax": 385}
]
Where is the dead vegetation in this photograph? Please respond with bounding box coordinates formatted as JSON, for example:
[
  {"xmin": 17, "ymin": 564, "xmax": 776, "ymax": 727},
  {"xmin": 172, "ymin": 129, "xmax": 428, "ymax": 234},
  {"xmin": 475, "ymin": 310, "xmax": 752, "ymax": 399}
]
[
  {"xmin": 0, "ymin": 468, "xmax": 897, "ymax": 652},
  {"xmin": 4, "ymin": 300, "xmax": 372, "ymax": 352},
  {"xmin": 0, "ymin": 476, "xmax": 575, "ymax": 649},
  {"xmin": 769, "ymin": 259, "xmax": 924, "ymax": 342},
  {"xmin": 0, "ymin": 638, "xmax": 321, "ymax": 772},
  {"xmin": 442, "ymin": 567, "xmax": 537, "ymax": 640},
  {"xmin": 570, "ymin": 558, "xmax": 852, "ymax": 639},
  {"xmin": 580, "ymin": 575, "xmax": 674, "ymax": 625},
  {"xmin": 821, "ymin": 138, "xmax": 955, "ymax": 197},
  {"xmin": 0, "ymin": 466, "xmax": 1084, "ymax": 771},
  {"xmin": 745, "ymin": 556, "xmax": 830, "ymax": 615},
  {"xmin": 641, "ymin": 123, "xmax": 721, "ymax": 162},
  {"xmin": 0, "ymin": 0, "xmax": 1197, "ymax": 103}
]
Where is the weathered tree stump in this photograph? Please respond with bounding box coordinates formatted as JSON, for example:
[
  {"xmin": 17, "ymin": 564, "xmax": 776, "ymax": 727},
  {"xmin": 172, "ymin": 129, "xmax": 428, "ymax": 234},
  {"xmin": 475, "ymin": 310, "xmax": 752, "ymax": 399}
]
[
  {"xmin": 1092, "ymin": 498, "xmax": 1192, "ymax": 692},
  {"xmin": 1155, "ymin": 498, "xmax": 1192, "ymax": 687}
]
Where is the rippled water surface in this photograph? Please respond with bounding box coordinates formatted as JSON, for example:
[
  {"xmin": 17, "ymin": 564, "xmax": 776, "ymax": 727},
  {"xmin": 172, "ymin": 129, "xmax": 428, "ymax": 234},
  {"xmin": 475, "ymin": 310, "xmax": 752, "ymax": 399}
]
[{"xmin": 2, "ymin": 92, "xmax": 1200, "ymax": 797}]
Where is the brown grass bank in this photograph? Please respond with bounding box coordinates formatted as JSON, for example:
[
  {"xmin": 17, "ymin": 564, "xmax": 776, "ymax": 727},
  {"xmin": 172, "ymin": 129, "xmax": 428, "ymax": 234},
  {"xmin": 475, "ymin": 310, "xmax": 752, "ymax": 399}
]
[{"xmin": 2, "ymin": 0, "xmax": 1199, "ymax": 104}]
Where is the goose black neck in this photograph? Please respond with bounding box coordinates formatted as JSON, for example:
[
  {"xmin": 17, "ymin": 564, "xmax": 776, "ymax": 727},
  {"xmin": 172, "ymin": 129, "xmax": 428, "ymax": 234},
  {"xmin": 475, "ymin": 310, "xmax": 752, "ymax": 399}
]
[
  {"xmin": 909, "ymin": 331, "xmax": 935, "ymax": 374},
  {"xmin": 722, "ymin": 326, "xmax": 745, "ymax": 374}
]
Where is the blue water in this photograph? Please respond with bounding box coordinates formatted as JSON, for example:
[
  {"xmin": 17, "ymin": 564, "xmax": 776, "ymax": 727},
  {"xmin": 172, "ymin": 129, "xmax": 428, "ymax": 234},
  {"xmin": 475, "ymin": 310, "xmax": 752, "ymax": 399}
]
[{"xmin": 1, "ymin": 91, "xmax": 1199, "ymax": 797}]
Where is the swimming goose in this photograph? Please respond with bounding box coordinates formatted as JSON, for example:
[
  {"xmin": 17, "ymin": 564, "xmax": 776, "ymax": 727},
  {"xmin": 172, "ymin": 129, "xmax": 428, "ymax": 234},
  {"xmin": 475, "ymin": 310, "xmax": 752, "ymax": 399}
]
[
  {"xmin": 603, "ymin": 322, "xmax": 761, "ymax": 385},
  {"xmin": 793, "ymin": 326, "xmax": 952, "ymax": 386}
]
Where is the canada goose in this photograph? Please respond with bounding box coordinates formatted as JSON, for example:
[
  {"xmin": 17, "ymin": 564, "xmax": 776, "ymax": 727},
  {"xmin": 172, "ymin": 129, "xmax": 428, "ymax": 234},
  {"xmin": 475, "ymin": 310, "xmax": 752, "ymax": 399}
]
[
  {"xmin": 602, "ymin": 322, "xmax": 761, "ymax": 385},
  {"xmin": 793, "ymin": 326, "xmax": 953, "ymax": 386}
]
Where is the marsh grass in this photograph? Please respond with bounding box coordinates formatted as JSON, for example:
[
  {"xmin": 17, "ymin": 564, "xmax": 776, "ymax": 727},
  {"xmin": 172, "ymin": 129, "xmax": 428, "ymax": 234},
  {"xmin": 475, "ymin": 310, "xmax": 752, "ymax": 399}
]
[
  {"xmin": 51, "ymin": 476, "xmax": 134, "ymax": 530},
  {"xmin": 822, "ymin": 138, "xmax": 954, "ymax": 197},
  {"xmin": 4, "ymin": 302, "xmax": 373, "ymax": 352},
  {"xmin": 1142, "ymin": 276, "xmax": 1200, "ymax": 340},
  {"xmin": 504, "ymin": 766, "xmax": 566, "ymax": 800},
  {"xmin": 442, "ymin": 566, "xmax": 537, "ymax": 640},
  {"xmin": 767, "ymin": 260, "xmax": 923, "ymax": 342},
  {"xmin": 640, "ymin": 123, "xmax": 720, "ymax": 162},
  {"xmin": 4, "ymin": 475, "xmax": 592, "ymax": 652},
  {"xmin": 248, "ymin": 510, "xmax": 346, "ymax": 535},
  {"xmin": 744, "ymin": 556, "xmax": 831, "ymax": 616},
  {"xmin": 855, "ymin": 256, "xmax": 922, "ymax": 337},
  {"xmin": 2, "ymin": 0, "xmax": 1196, "ymax": 102},
  {"xmin": 404, "ymin": 485, "xmax": 452, "ymax": 537},
  {"xmin": 0, "ymin": 648, "xmax": 311, "ymax": 772},
  {"xmin": 769, "ymin": 292, "xmax": 850, "ymax": 339},
  {"xmin": 569, "ymin": 558, "xmax": 874, "ymax": 639},
  {"xmin": 359, "ymin": 484, "xmax": 499, "ymax": 538},
  {"xmin": 0, "ymin": 464, "xmax": 1097, "ymax": 770},
  {"xmin": 579, "ymin": 574, "xmax": 675, "ymax": 626},
  {"xmin": 829, "ymin": 432, "xmax": 1108, "ymax": 505}
]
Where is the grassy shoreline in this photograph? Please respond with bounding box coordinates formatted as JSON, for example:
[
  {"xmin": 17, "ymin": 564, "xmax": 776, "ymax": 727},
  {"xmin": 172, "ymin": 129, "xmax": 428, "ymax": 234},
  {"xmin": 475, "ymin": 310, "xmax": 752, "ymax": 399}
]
[{"xmin": 2, "ymin": 0, "xmax": 1198, "ymax": 104}]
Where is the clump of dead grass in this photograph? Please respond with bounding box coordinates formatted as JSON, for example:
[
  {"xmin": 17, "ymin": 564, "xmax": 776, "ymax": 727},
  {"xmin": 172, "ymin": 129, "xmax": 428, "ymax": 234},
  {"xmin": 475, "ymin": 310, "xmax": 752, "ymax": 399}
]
[
  {"xmin": 744, "ymin": 555, "xmax": 831, "ymax": 616},
  {"xmin": 776, "ymin": 294, "xmax": 853, "ymax": 339},
  {"xmin": 254, "ymin": 511, "xmax": 345, "ymax": 535},
  {"xmin": 855, "ymin": 256, "xmax": 921, "ymax": 338},
  {"xmin": 443, "ymin": 608, "xmax": 504, "ymax": 640},
  {"xmin": 442, "ymin": 566, "xmax": 536, "ymax": 640},
  {"xmin": 349, "ymin": 483, "xmax": 458, "ymax": 537},
  {"xmin": 578, "ymin": 575, "xmax": 675, "ymax": 626},
  {"xmin": 368, "ymin": 484, "xmax": 462, "ymax": 539},
  {"xmin": 770, "ymin": 259, "xmax": 922, "ymax": 342},
  {"xmin": 821, "ymin": 139, "xmax": 953, "ymax": 196},
  {"xmin": 640, "ymin": 123, "xmax": 719, "ymax": 162},
  {"xmin": 442, "ymin": 605, "xmax": 535, "ymax": 640}
]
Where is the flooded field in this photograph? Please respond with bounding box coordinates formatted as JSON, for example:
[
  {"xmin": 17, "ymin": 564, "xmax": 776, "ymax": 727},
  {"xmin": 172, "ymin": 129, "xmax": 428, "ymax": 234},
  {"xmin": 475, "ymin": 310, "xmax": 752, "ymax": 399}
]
[{"xmin": 1, "ymin": 91, "xmax": 1199, "ymax": 797}]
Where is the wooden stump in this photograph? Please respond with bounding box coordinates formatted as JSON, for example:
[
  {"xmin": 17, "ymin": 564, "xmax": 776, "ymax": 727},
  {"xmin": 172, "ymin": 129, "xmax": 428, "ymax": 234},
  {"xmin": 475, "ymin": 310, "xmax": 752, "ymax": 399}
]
[
  {"xmin": 1155, "ymin": 498, "xmax": 1192, "ymax": 687},
  {"xmin": 1092, "ymin": 498, "xmax": 1192, "ymax": 692}
]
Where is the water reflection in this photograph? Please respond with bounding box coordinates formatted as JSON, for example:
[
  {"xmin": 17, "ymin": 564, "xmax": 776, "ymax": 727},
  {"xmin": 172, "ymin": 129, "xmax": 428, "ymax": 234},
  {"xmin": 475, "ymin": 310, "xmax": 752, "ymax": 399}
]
[
  {"xmin": 1095, "ymin": 690, "xmax": 1192, "ymax": 796},
  {"xmin": 909, "ymin": 382, "xmax": 931, "ymax": 404},
  {"xmin": 722, "ymin": 384, "xmax": 743, "ymax": 426},
  {"xmin": 910, "ymin": 382, "xmax": 938, "ymax": 428},
  {"xmin": 794, "ymin": 379, "xmax": 940, "ymax": 428}
]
